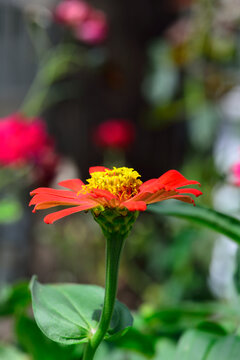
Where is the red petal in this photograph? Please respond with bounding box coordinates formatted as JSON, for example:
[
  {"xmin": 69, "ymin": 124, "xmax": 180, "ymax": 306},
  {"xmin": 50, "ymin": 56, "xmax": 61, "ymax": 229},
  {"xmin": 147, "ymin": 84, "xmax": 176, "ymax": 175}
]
[
  {"xmin": 139, "ymin": 179, "xmax": 164, "ymax": 193},
  {"xmin": 44, "ymin": 204, "xmax": 95, "ymax": 224},
  {"xmin": 32, "ymin": 202, "xmax": 66, "ymax": 211},
  {"xmin": 169, "ymin": 195, "xmax": 195, "ymax": 205},
  {"xmin": 30, "ymin": 187, "xmax": 79, "ymax": 198},
  {"xmin": 138, "ymin": 190, "xmax": 175, "ymax": 204},
  {"xmin": 121, "ymin": 200, "xmax": 147, "ymax": 211},
  {"xmin": 177, "ymin": 188, "xmax": 203, "ymax": 197},
  {"xmin": 90, "ymin": 189, "xmax": 116, "ymax": 200},
  {"xmin": 29, "ymin": 194, "xmax": 86, "ymax": 207},
  {"xmin": 89, "ymin": 166, "xmax": 109, "ymax": 174},
  {"xmin": 58, "ymin": 179, "xmax": 84, "ymax": 192},
  {"xmin": 158, "ymin": 170, "xmax": 200, "ymax": 188},
  {"xmin": 147, "ymin": 193, "xmax": 195, "ymax": 205}
]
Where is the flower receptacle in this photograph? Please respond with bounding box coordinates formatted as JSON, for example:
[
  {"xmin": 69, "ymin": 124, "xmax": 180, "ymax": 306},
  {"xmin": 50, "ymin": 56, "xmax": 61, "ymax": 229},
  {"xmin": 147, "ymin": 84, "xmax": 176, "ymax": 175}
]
[{"xmin": 92, "ymin": 208, "xmax": 139, "ymax": 239}]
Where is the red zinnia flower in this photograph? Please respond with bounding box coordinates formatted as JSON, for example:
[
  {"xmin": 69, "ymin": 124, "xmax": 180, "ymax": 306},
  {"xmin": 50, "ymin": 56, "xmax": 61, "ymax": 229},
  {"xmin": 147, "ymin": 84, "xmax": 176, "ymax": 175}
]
[{"xmin": 29, "ymin": 166, "xmax": 202, "ymax": 224}]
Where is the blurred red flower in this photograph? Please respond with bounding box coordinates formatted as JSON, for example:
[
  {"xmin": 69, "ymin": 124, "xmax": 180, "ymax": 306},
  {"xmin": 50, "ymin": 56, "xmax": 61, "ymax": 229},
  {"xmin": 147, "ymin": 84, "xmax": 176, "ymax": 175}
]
[
  {"xmin": 30, "ymin": 166, "xmax": 202, "ymax": 224},
  {"xmin": 93, "ymin": 119, "xmax": 135, "ymax": 150},
  {"xmin": 54, "ymin": 0, "xmax": 108, "ymax": 45},
  {"xmin": 0, "ymin": 113, "xmax": 58, "ymax": 183}
]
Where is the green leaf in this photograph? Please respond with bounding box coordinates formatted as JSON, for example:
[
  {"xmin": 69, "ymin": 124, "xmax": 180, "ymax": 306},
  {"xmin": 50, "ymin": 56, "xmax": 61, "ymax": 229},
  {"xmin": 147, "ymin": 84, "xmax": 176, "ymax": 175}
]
[
  {"xmin": 207, "ymin": 335, "xmax": 240, "ymax": 359},
  {"xmin": 0, "ymin": 344, "xmax": 29, "ymax": 360},
  {"xmin": 0, "ymin": 281, "xmax": 31, "ymax": 316},
  {"xmin": 197, "ymin": 321, "xmax": 227, "ymax": 336},
  {"xmin": 95, "ymin": 344, "xmax": 148, "ymax": 360},
  {"xmin": 174, "ymin": 331, "xmax": 240, "ymax": 360},
  {"xmin": 30, "ymin": 277, "xmax": 133, "ymax": 345},
  {"xmin": 175, "ymin": 329, "xmax": 220, "ymax": 360},
  {"xmin": 148, "ymin": 202, "xmax": 240, "ymax": 244},
  {"xmin": 142, "ymin": 301, "xmax": 240, "ymax": 337},
  {"xmin": 108, "ymin": 351, "xmax": 147, "ymax": 360},
  {"xmin": 154, "ymin": 339, "xmax": 176, "ymax": 360},
  {"xmin": 142, "ymin": 303, "xmax": 214, "ymax": 337},
  {"xmin": 113, "ymin": 327, "xmax": 156, "ymax": 357},
  {"xmin": 106, "ymin": 301, "xmax": 134, "ymax": 341},
  {"xmin": 94, "ymin": 343, "xmax": 109, "ymax": 360},
  {"xmin": 15, "ymin": 315, "xmax": 83, "ymax": 360}
]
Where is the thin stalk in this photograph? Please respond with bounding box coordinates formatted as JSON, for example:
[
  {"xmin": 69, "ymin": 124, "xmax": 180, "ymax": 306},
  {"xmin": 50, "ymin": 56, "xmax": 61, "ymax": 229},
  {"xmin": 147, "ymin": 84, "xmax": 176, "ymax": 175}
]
[{"xmin": 83, "ymin": 235, "xmax": 125, "ymax": 360}]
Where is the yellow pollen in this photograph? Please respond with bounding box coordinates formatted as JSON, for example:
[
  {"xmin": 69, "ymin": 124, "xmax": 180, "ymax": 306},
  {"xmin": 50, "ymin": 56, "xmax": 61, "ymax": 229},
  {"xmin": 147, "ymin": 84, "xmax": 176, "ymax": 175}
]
[{"xmin": 81, "ymin": 167, "xmax": 142, "ymax": 200}]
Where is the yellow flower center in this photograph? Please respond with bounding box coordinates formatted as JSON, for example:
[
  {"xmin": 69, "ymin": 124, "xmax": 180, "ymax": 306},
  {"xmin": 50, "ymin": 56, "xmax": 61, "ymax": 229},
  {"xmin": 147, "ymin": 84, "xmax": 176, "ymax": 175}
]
[{"xmin": 82, "ymin": 167, "xmax": 142, "ymax": 201}]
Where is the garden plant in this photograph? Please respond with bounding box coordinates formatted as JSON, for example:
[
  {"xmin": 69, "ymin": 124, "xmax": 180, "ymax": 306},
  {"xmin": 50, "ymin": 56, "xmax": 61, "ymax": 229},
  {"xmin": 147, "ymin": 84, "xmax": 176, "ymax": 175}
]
[
  {"xmin": 29, "ymin": 166, "xmax": 201, "ymax": 359},
  {"xmin": 2, "ymin": 0, "xmax": 240, "ymax": 359}
]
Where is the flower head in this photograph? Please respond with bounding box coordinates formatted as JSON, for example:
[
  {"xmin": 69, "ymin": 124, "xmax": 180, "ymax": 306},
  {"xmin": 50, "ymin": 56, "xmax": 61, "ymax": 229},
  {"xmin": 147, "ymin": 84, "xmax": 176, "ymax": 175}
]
[
  {"xmin": 54, "ymin": 0, "xmax": 90, "ymax": 26},
  {"xmin": 29, "ymin": 166, "xmax": 202, "ymax": 224},
  {"xmin": 231, "ymin": 161, "xmax": 240, "ymax": 186},
  {"xmin": 82, "ymin": 167, "xmax": 142, "ymax": 200},
  {"xmin": 53, "ymin": 0, "xmax": 108, "ymax": 45},
  {"xmin": 0, "ymin": 113, "xmax": 54, "ymax": 165},
  {"xmin": 93, "ymin": 119, "xmax": 135, "ymax": 149},
  {"xmin": 0, "ymin": 112, "xmax": 58, "ymax": 183},
  {"xmin": 74, "ymin": 10, "xmax": 108, "ymax": 44}
]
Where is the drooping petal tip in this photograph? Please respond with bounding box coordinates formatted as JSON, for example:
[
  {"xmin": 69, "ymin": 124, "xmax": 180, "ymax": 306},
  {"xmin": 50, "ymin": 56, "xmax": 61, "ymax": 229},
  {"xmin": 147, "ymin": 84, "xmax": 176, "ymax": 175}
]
[
  {"xmin": 43, "ymin": 203, "xmax": 95, "ymax": 224},
  {"xmin": 58, "ymin": 178, "xmax": 85, "ymax": 192},
  {"xmin": 158, "ymin": 170, "xmax": 201, "ymax": 188}
]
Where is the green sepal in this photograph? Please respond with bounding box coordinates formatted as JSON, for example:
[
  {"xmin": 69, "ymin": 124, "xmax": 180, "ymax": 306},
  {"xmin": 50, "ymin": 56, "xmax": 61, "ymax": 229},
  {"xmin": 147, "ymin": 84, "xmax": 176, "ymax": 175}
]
[
  {"xmin": 92, "ymin": 208, "xmax": 139, "ymax": 239},
  {"xmin": 30, "ymin": 277, "xmax": 133, "ymax": 345}
]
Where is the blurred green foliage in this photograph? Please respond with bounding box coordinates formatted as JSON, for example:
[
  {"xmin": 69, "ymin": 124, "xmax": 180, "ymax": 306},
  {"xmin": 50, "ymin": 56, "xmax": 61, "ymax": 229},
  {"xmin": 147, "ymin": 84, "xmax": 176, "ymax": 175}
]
[{"xmin": 2, "ymin": 280, "xmax": 240, "ymax": 359}]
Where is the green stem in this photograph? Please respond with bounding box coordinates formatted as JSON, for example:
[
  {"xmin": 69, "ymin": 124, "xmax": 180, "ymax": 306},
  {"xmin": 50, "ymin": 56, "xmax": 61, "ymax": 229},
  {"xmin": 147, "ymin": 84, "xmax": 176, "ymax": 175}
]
[{"xmin": 83, "ymin": 234, "xmax": 125, "ymax": 360}]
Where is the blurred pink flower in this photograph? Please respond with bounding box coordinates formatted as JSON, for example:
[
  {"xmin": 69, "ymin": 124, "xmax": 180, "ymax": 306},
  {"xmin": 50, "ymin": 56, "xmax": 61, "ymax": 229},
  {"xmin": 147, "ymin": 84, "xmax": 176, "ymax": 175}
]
[
  {"xmin": 53, "ymin": 0, "xmax": 108, "ymax": 45},
  {"xmin": 74, "ymin": 10, "xmax": 108, "ymax": 44},
  {"xmin": 54, "ymin": 0, "xmax": 90, "ymax": 26},
  {"xmin": 93, "ymin": 119, "xmax": 136, "ymax": 150},
  {"xmin": 232, "ymin": 162, "xmax": 240, "ymax": 186},
  {"xmin": 0, "ymin": 113, "xmax": 58, "ymax": 183}
]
